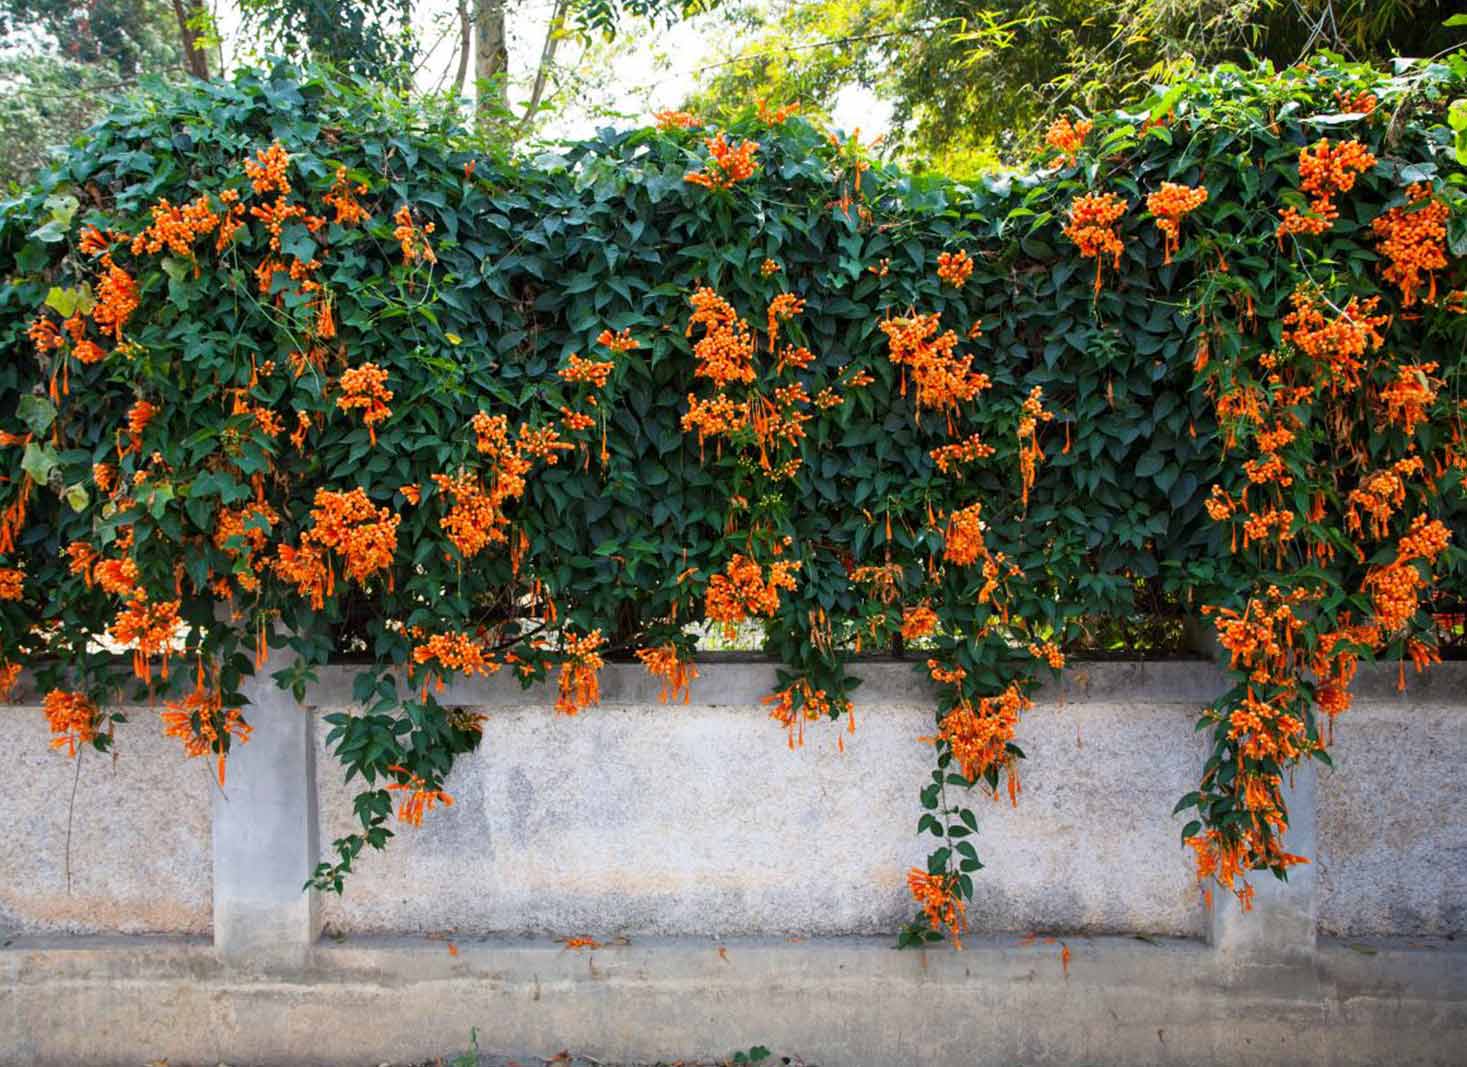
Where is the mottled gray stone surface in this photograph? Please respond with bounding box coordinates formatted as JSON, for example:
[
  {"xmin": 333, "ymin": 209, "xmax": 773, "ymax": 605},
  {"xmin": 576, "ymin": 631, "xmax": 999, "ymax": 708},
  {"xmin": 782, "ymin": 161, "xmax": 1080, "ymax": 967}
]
[{"xmin": 0, "ymin": 702, "xmax": 212, "ymax": 935}]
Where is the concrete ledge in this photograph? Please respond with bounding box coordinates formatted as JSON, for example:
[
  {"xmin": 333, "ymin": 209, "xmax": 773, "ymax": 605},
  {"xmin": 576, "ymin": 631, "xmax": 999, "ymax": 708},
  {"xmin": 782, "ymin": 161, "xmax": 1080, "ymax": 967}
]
[{"xmin": 3, "ymin": 934, "xmax": 1464, "ymax": 1066}]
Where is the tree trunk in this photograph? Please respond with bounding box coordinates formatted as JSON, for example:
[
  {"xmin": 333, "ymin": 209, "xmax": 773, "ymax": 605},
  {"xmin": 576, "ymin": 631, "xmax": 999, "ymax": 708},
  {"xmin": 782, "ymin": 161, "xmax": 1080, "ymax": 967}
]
[
  {"xmin": 452, "ymin": 0, "xmax": 473, "ymax": 97},
  {"xmin": 474, "ymin": 0, "xmax": 510, "ymax": 130},
  {"xmin": 171, "ymin": 0, "xmax": 211, "ymax": 80}
]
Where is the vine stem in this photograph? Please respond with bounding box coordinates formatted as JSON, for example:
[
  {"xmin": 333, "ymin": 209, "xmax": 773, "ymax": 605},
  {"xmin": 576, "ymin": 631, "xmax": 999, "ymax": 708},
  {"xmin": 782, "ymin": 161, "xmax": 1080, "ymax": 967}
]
[{"xmin": 64, "ymin": 744, "xmax": 83, "ymax": 894}]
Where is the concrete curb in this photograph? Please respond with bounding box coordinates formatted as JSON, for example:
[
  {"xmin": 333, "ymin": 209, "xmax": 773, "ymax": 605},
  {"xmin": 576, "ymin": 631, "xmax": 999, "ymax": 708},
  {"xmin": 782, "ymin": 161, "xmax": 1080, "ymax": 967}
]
[{"xmin": 3, "ymin": 933, "xmax": 1464, "ymax": 1066}]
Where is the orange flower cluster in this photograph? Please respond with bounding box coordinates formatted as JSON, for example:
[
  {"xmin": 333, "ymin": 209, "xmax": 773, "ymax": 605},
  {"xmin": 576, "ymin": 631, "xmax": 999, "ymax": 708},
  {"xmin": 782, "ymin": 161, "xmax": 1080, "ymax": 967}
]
[
  {"xmin": 1017, "ymin": 387, "xmax": 1053, "ymax": 510},
  {"xmin": 0, "ymin": 566, "xmax": 22, "ymax": 600},
  {"xmin": 596, "ymin": 328, "xmax": 639, "ymax": 353},
  {"xmin": 431, "ymin": 470, "xmax": 502, "ymax": 559},
  {"xmin": 766, "ymin": 293, "xmax": 805, "ymax": 350},
  {"xmin": 908, "ymin": 869, "xmax": 966, "ymax": 946},
  {"xmin": 130, "ymin": 194, "xmax": 223, "ymax": 257},
  {"xmin": 385, "ymin": 764, "xmax": 454, "ymax": 826},
  {"xmin": 943, "ymin": 502, "xmax": 987, "ymax": 566},
  {"xmin": 92, "ymin": 254, "xmax": 139, "ymax": 339},
  {"xmin": 704, "ymin": 554, "xmax": 801, "ymax": 637},
  {"xmin": 276, "ymin": 487, "xmax": 399, "ymax": 607},
  {"xmin": 336, "ymin": 363, "xmax": 394, "ymax": 444},
  {"xmin": 684, "ymin": 134, "xmax": 759, "ymax": 189},
  {"xmin": 1044, "ymin": 115, "xmax": 1092, "ymax": 165},
  {"xmin": 323, "ymin": 167, "xmax": 371, "ymax": 226},
  {"xmin": 1281, "ymin": 287, "xmax": 1387, "ymax": 391},
  {"xmin": 1380, "ymin": 362, "xmax": 1439, "ymax": 437},
  {"xmin": 879, "ymin": 314, "xmax": 990, "ymax": 419},
  {"xmin": 1186, "ymin": 827, "xmax": 1307, "ymax": 911},
  {"xmin": 42, "ymin": 689, "xmax": 98, "ymax": 757},
  {"xmin": 1146, "ymin": 182, "xmax": 1208, "ymax": 264},
  {"xmin": 927, "ymin": 683, "xmax": 1031, "ymax": 788},
  {"xmin": 1364, "ymin": 516, "xmax": 1452, "ymax": 632},
  {"xmin": 392, "ymin": 205, "xmax": 437, "ymax": 265},
  {"xmin": 559, "ymin": 353, "xmax": 615, "ymax": 389},
  {"xmin": 1276, "ymin": 138, "xmax": 1376, "ymax": 240},
  {"xmin": 1371, "ymin": 184, "xmax": 1449, "ymax": 307},
  {"xmin": 636, "ymin": 644, "xmax": 699, "ymax": 704},
  {"xmin": 411, "ymin": 630, "xmax": 501, "ymax": 678},
  {"xmin": 214, "ymin": 501, "xmax": 279, "ymax": 591},
  {"xmin": 1063, "ymin": 192, "xmax": 1128, "ymax": 294},
  {"xmin": 763, "ymin": 677, "xmax": 849, "ymax": 749},
  {"xmin": 757, "ymin": 98, "xmax": 799, "ymax": 124},
  {"xmin": 686, "ymin": 287, "xmax": 757, "ymax": 389},
  {"xmin": 900, "ymin": 604, "xmax": 938, "ymax": 640},
  {"xmin": 245, "ymin": 141, "xmax": 291, "ymax": 196},
  {"xmin": 1028, "ymin": 642, "xmax": 1065, "ymax": 669},
  {"xmin": 1333, "ymin": 89, "xmax": 1377, "ymax": 115},
  {"xmin": 936, "ymin": 249, "xmax": 973, "ymax": 288},
  {"xmin": 654, "ymin": 110, "xmax": 700, "ymax": 130},
  {"xmin": 109, "ymin": 592, "xmax": 182, "ymax": 683},
  {"xmin": 162, "ymin": 672, "xmax": 252, "ymax": 785},
  {"xmin": 759, "ymin": 259, "xmax": 780, "ymax": 277},
  {"xmin": 556, "ymin": 629, "xmax": 605, "ymax": 716}
]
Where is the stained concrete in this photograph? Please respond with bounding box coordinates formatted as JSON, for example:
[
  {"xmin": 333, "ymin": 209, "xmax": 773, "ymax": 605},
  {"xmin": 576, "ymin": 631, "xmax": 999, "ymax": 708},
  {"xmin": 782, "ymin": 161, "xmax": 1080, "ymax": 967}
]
[
  {"xmin": 315, "ymin": 695, "xmax": 1210, "ymax": 940},
  {"xmin": 0, "ymin": 703, "xmax": 212, "ymax": 936}
]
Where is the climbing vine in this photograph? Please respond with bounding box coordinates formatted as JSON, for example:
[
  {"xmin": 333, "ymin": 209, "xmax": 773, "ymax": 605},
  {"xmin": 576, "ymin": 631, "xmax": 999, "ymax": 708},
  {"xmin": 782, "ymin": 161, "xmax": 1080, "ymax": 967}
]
[{"xmin": 0, "ymin": 57, "xmax": 1464, "ymax": 941}]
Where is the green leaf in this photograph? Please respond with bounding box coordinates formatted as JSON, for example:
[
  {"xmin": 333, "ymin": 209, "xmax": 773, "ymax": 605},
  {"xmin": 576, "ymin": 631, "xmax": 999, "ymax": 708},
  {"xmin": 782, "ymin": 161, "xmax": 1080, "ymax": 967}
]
[{"xmin": 17, "ymin": 396, "xmax": 56, "ymax": 436}]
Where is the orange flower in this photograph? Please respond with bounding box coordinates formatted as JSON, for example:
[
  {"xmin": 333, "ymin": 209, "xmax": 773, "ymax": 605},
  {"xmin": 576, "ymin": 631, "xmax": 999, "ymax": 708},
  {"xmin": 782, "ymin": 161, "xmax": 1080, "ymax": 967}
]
[
  {"xmin": 930, "ymin": 434, "xmax": 995, "ymax": 474},
  {"xmin": 596, "ymin": 328, "xmax": 639, "ymax": 353},
  {"xmin": 323, "ymin": 167, "xmax": 371, "ymax": 226},
  {"xmin": 1371, "ymin": 184, "xmax": 1449, "ymax": 307},
  {"xmin": 654, "ymin": 110, "xmax": 700, "ymax": 130},
  {"xmin": 1044, "ymin": 115, "xmax": 1093, "ymax": 164},
  {"xmin": 907, "ymin": 869, "xmax": 966, "ymax": 947},
  {"xmin": 759, "ymin": 259, "xmax": 781, "ymax": 277},
  {"xmin": 766, "ymin": 293, "xmax": 805, "ymax": 351},
  {"xmin": 336, "ymin": 363, "xmax": 394, "ymax": 444},
  {"xmin": 936, "ymin": 249, "xmax": 973, "ymax": 288},
  {"xmin": 901, "ymin": 604, "xmax": 938, "ymax": 640},
  {"xmin": 392, "ymin": 205, "xmax": 437, "ymax": 265},
  {"xmin": 109, "ymin": 592, "xmax": 182, "ymax": 682},
  {"xmin": 636, "ymin": 644, "xmax": 698, "ymax": 704},
  {"xmin": 556, "ymin": 629, "xmax": 605, "ymax": 716},
  {"xmin": 275, "ymin": 487, "xmax": 399, "ymax": 607},
  {"xmin": 92, "ymin": 255, "xmax": 139, "ymax": 339},
  {"xmin": 1281, "ymin": 286, "xmax": 1387, "ymax": 392},
  {"xmin": 1380, "ymin": 362, "xmax": 1439, "ymax": 436},
  {"xmin": 685, "ymin": 133, "xmax": 760, "ymax": 189},
  {"xmin": 704, "ymin": 554, "xmax": 801, "ymax": 637},
  {"xmin": 559, "ymin": 353, "xmax": 615, "ymax": 389},
  {"xmin": 123, "ymin": 399, "xmax": 157, "ymax": 454},
  {"xmin": 0, "ymin": 566, "xmax": 23, "ymax": 600},
  {"xmin": 412, "ymin": 630, "xmax": 501, "ymax": 678},
  {"xmin": 925, "ymin": 683, "xmax": 1031, "ymax": 784},
  {"xmin": 1277, "ymin": 138, "xmax": 1375, "ymax": 241},
  {"xmin": 1146, "ymin": 183, "xmax": 1208, "ymax": 264},
  {"xmin": 757, "ymin": 98, "xmax": 799, "ymax": 124},
  {"xmin": 943, "ymin": 503, "xmax": 987, "ymax": 566},
  {"xmin": 244, "ymin": 141, "xmax": 291, "ymax": 196},
  {"xmin": 42, "ymin": 689, "xmax": 98, "ymax": 757},
  {"xmin": 686, "ymin": 287, "xmax": 757, "ymax": 390},
  {"xmin": 130, "ymin": 194, "xmax": 221, "ymax": 257},
  {"xmin": 880, "ymin": 313, "xmax": 989, "ymax": 418},
  {"xmin": 162, "ymin": 672, "xmax": 252, "ymax": 785},
  {"xmin": 1064, "ymin": 192, "xmax": 1128, "ymax": 295},
  {"xmin": 385, "ymin": 764, "xmax": 454, "ymax": 826}
]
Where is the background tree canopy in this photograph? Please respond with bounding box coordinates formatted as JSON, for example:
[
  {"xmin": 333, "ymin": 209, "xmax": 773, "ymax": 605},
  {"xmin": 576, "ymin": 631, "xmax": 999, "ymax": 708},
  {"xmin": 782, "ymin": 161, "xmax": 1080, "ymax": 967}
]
[{"xmin": 688, "ymin": 0, "xmax": 1467, "ymax": 173}]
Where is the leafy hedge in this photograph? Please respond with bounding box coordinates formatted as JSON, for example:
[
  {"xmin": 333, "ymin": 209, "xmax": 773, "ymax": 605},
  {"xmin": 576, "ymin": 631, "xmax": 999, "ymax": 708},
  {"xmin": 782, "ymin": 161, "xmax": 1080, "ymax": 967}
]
[{"xmin": 1, "ymin": 57, "xmax": 1463, "ymax": 936}]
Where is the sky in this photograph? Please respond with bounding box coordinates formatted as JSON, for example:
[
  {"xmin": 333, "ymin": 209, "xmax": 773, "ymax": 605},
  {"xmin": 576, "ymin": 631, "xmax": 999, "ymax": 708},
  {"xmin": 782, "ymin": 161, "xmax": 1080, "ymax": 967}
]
[{"xmin": 210, "ymin": 0, "xmax": 892, "ymax": 140}]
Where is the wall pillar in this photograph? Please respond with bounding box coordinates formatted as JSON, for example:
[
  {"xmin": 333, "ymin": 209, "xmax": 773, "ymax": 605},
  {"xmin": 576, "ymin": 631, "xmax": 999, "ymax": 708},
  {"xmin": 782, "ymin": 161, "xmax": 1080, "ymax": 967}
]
[
  {"xmin": 1206, "ymin": 765, "xmax": 1318, "ymax": 968},
  {"xmin": 212, "ymin": 642, "xmax": 320, "ymax": 965}
]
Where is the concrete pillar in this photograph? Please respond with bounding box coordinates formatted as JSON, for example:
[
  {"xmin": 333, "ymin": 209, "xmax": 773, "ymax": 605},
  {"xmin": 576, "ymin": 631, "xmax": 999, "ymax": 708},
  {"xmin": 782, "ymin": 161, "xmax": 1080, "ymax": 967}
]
[
  {"xmin": 1207, "ymin": 765, "xmax": 1318, "ymax": 967},
  {"xmin": 1186, "ymin": 614, "xmax": 1319, "ymax": 968},
  {"xmin": 212, "ymin": 640, "xmax": 320, "ymax": 965}
]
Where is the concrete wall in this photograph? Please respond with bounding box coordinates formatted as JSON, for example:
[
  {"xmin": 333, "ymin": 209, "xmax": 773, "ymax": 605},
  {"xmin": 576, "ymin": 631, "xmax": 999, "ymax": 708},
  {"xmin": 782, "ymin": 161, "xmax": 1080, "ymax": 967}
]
[
  {"xmin": 3, "ymin": 659, "xmax": 1465, "ymax": 1067},
  {"xmin": 0, "ymin": 701, "xmax": 212, "ymax": 936}
]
